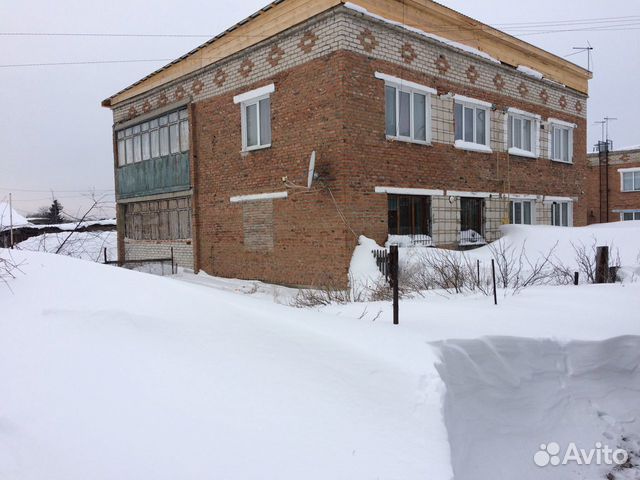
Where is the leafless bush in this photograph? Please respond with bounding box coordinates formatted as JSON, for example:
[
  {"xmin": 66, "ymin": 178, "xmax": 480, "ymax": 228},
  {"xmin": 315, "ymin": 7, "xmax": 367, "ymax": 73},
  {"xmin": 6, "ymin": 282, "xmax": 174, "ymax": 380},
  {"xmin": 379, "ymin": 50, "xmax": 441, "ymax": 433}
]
[
  {"xmin": 0, "ymin": 251, "xmax": 23, "ymax": 291},
  {"xmin": 291, "ymin": 274, "xmax": 402, "ymax": 308},
  {"xmin": 404, "ymin": 249, "xmax": 487, "ymax": 295}
]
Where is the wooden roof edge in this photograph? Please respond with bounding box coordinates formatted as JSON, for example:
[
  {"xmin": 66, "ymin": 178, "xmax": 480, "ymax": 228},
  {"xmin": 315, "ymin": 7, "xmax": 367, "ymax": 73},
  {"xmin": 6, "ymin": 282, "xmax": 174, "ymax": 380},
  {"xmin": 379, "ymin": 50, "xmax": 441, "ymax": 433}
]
[{"xmin": 102, "ymin": 0, "xmax": 592, "ymax": 108}]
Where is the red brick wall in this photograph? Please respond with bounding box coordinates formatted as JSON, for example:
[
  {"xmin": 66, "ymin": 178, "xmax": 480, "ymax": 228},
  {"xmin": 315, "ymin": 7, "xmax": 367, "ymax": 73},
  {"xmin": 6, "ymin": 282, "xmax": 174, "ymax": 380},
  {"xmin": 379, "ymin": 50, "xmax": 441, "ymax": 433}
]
[
  {"xmin": 336, "ymin": 51, "xmax": 588, "ymax": 247},
  {"xmin": 586, "ymin": 152, "xmax": 640, "ymax": 223},
  {"xmin": 191, "ymin": 50, "xmax": 589, "ymax": 287},
  {"xmin": 192, "ymin": 52, "xmax": 353, "ymax": 287}
]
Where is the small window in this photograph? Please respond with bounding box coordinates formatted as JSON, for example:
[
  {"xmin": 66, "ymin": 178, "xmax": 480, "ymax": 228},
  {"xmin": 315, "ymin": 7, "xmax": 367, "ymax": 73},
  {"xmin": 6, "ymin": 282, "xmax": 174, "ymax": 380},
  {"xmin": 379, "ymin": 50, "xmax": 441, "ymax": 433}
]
[
  {"xmin": 169, "ymin": 123, "xmax": 180, "ymax": 154},
  {"xmin": 550, "ymin": 124, "xmax": 573, "ymax": 163},
  {"xmin": 159, "ymin": 126, "xmax": 169, "ymax": 156},
  {"xmin": 551, "ymin": 202, "xmax": 571, "ymax": 226},
  {"xmin": 455, "ymin": 100, "xmax": 490, "ymax": 147},
  {"xmin": 384, "ymin": 84, "xmax": 430, "ymax": 143},
  {"xmin": 510, "ymin": 200, "xmax": 533, "ymax": 225},
  {"xmin": 241, "ymin": 96, "xmax": 271, "ymax": 151},
  {"xmin": 180, "ymin": 120, "xmax": 190, "ymax": 152},
  {"xmin": 621, "ymin": 171, "xmax": 640, "ymax": 192},
  {"xmin": 117, "ymin": 139, "xmax": 126, "ymax": 166},
  {"xmin": 388, "ymin": 195, "xmax": 431, "ymax": 236},
  {"xmin": 622, "ymin": 211, "xmax": 640, "ymax": 221},
  {"xmin": 141, "ymin": 132, "xmax": 150, "ymax": 161},
  {"xmin": 508, "ymin": 112, "xmax": 537, "ymax": 157}
]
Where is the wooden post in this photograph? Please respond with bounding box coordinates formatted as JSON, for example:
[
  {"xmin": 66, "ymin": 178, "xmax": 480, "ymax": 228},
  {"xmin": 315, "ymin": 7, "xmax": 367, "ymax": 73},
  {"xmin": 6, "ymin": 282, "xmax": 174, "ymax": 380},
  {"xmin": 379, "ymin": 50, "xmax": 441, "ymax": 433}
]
[
  {"xmin": 390, "ymin": 245, "xmax": 399, "ymax": 325},
  {"xmin": 491, "ymin": 259, "xmax": 498, "ymax": 305},
  {"xmin": 595, "ymin": 246, "xmax": 609, "ymax": 284},
  {"xmin": 574, "ymin": 272, "xmax": 579, "ymax": 286}
]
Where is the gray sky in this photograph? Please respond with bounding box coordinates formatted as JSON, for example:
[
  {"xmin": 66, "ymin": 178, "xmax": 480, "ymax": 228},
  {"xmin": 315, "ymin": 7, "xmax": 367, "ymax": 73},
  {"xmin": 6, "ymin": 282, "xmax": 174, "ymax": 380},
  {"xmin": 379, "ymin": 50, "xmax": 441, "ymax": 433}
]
[{"xmin": 1, "ymin": 0, "xmax": 638, "ymax": 217}]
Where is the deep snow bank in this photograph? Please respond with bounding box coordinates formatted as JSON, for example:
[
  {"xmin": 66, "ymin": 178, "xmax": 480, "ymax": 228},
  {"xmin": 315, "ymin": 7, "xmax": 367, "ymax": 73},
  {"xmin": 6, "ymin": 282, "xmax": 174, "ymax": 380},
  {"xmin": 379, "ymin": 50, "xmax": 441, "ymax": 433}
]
[{"xmin": 433, "ymin": 336, "xmax": 640, "ymax": 480}]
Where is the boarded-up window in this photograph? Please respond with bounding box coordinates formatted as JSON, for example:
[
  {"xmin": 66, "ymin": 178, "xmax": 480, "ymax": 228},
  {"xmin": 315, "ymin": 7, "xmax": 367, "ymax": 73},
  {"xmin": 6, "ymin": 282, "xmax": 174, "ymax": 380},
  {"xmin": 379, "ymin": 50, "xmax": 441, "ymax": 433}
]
[
  {"xmin": 125, "ymin": 197, "xmax": 191, "ymax": 240},
  {"xmin": 242, "ymin": 200, "xmax": 274, "ymax": 252}
]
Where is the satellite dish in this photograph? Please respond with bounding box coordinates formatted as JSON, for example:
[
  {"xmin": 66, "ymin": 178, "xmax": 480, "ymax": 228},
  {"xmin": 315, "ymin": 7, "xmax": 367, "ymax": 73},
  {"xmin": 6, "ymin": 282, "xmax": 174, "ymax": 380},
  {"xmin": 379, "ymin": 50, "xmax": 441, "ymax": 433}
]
[{"xmin": 307, "ymin": 150, "xmax": 316, "ymax": 189}]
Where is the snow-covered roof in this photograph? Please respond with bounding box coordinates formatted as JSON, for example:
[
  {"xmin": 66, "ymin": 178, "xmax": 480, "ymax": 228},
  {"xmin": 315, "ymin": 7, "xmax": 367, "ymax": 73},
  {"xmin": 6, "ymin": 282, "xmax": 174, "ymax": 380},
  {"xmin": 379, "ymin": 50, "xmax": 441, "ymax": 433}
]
[
  {"xmin": 1, "ymin": 217, "xmax": 116, "ymax": 233},
  {"xmin": 0, "ymin": 203, "xmax": 30, "ymax": 229}
]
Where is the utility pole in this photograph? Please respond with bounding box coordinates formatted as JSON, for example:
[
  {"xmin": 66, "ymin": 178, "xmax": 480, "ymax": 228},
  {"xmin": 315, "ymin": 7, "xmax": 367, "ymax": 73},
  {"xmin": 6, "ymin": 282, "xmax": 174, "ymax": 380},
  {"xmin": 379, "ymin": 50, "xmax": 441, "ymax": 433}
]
[{"xmin": 9, "ymin": 193, "xmax": 14, "ymax": 249}]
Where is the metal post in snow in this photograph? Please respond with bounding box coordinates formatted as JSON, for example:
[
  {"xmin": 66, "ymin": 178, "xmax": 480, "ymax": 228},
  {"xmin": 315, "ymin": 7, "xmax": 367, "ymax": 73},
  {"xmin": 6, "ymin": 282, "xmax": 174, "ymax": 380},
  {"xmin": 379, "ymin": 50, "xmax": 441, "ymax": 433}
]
[
  {"xmin": 9, "ymin": 193, "xmax": 14, "ymax": 249},
  {"xmin": 574, "ymin": 272, "xmax": 579, "ymax": 286},
  {"xmin": 390, "ymin": 244, "xmax": 399, "ymax": 325},
  {"xmin": 476, "ymin": 259, "xmax": 481, "ymax": 286},
  {"xmin": 104, "ymin": 247, "xmax": 108, "ymax": 264},
  {"xmin": 491, "ymin": 259, "xmax": 498, "ymax": 306},
  {"xmin": 171, "ymin": 247, "xmax": 175, "ymax": 275},
  {"xmin": 595, "ymin": 246, "xmax": 609, "ymax": 284}
]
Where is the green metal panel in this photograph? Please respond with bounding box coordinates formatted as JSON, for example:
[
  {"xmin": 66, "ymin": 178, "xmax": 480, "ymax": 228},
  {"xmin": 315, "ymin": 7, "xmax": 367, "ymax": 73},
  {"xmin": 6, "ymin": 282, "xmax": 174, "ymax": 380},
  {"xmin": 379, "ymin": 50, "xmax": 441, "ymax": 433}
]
[{"xmin": 117, "ymin": 152, "xmax": 191, "ymax": 199}]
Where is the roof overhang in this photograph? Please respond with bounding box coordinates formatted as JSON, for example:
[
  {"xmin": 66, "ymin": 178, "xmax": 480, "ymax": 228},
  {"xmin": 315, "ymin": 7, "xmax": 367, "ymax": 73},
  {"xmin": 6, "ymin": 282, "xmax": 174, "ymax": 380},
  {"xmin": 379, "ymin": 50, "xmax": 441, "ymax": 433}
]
[{"xmin": 102, "ymin": 0, "xmax": 592, "ymax": 108}]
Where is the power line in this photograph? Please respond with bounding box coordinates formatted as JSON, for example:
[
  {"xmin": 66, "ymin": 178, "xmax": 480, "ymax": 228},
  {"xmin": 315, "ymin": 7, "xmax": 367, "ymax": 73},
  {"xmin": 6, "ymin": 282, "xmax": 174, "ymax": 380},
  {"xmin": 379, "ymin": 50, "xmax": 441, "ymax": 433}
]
[
  {"xmin": 0, "ymin": 187, "xmax": 114, "ymax": 193},
  {"xmin": 0, "ymin": 59, "xmax": 172, "ymax": 68},
  {"xmin": 3, "ymin": 14, "xmax": 640, "ymax": 38}
]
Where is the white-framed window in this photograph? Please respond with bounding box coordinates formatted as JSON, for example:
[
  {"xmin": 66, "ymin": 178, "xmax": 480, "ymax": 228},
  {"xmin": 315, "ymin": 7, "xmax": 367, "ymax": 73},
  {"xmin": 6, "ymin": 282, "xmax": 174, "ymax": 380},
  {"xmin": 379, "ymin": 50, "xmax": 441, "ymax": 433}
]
[
  {"xmin": 548, "ymin": 118, "xmax": 575, "ymax": 164},
  {"xmin": 233, "ymin": 84, "xmax": 274, "ymax": 152},
  {"xmin": 621, "ymin": 211, "xmax": 640, "ymax": 221},
  {"xmin": 510, "ymin": 200, "xmax": 534, "ymax": 225},
  {"xmin": 454, "ymin": 95, "xmax": 491, "ymax": 153},
  {"xmin": 620, "ymin": 169, "xmax": 640, "ymax": 192},
  {"xmin": 551, "ymin": 201, "xmax": 571, "ymax": 226},
  {"xmin": 507, "ymin": 108, "xmax": 539, "ymax": 158},
  {"xmin": 116, "ymin": 108, "xmax": 189, "ymax": 167},
  {"xmin": 376, "ymin": 72, "xmax": 434, "ymax": 145}
]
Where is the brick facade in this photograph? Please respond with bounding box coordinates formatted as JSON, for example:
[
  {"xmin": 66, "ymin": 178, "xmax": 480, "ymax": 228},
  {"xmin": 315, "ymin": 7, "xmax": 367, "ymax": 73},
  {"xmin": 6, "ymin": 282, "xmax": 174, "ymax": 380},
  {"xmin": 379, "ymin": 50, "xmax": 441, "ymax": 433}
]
[
  {"xmin": 108, "ymin": 6, "xmax": 590, "ymax": 287},
  {"xmin": 587, "ymin": 148, "xmax": 640, "ymax": 223}
]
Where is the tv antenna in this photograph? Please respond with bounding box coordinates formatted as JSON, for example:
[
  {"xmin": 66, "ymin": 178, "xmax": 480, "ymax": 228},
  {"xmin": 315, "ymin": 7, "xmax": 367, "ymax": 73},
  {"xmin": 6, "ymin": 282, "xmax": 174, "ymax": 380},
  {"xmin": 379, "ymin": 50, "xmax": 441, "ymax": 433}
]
[
  {"xmin": 307, "ymin": 150, "xmax": 317, "ymax": 189},
  {"xmin": 572, "ymin": 42, "xmax": 593, "ymax": 71}
]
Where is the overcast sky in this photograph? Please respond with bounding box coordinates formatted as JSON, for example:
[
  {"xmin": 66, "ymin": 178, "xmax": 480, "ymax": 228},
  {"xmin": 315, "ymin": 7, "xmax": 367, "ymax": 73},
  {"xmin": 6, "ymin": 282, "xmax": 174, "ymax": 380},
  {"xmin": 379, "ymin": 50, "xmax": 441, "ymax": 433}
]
[{"xmin": 1, "ymin": 0, "xmax": 638, "ymax": 216}]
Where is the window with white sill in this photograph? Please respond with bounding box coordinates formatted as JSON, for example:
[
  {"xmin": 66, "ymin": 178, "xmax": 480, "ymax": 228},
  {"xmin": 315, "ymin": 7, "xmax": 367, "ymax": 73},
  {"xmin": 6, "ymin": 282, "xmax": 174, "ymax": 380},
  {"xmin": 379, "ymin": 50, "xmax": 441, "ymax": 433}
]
[
  {"xmin": 454, "ymin": 99, "xmax": 491, "ymax": 152},
  {"xmin": 621, "ymin": 170, "xmax": 640, "ymax": 192},
  {"xmin": 551, "ymin": 201, "xmax": 572, "ymax": 226},
  {"xmin": 233, "ymin": 84, "xmax": 274, "ymax": 152},
  {"xmin": 507, "ymin": 112, "xmax": 538, "ymax": 158},
  {"xmin": 509, "ymin": 200, "xmax": 534, "ymax": 225},
  {"xmin": 384, "ymin": 84, "xmax": 431, "ymax": 144},
  {"xmin": 621, "ymin": 211, "xmax": 640, "ymax": 221},
  {"xmin": 549, "ymin": 122, "xmax": 574, "ymax": 163}
]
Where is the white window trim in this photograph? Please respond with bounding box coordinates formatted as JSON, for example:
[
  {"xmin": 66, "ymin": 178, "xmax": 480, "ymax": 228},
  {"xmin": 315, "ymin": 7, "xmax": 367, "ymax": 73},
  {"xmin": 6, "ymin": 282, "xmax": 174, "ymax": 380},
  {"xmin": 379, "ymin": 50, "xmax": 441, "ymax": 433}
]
[
  {"xmin": 619, "ymin": 210, "xmax": 640, "ymax": 221},
  {"xmin": 548, "ymin": 119, "xmax": 574, "ymax": 164},
  {"xmin": 233, "ymin": 84, "xmax": 275, "ymax": 104},
  {"xmin": 230, "ymin": 191, "xmax": 288, "ymax": 203},
  {"xmin": 550, "ymin": 201, "xmax": 573, "ymax": 227},
  {"xmin": 619, "ymin": 168, "xmax": 640, "ymax": 192},
  {"xmin": 376, "ymin": 72, "xmax": 434, "ymax": 145},
  {"xmin": 453, "ymin": 95, "xmax": 492, "ymax": 153},
  {"xmin": 510, "ymin": 199, "xmax": 536, "ymax": 225},
  {"xmin": 375, "ymin": 186, "xmax": 444, "ymax": 196},
  {"xmin": 374, "ymin": 72, "xmax": 437, "ymax": 95},
  {"xmin": 234, "ymin": 84, "xmax": 275, "ymax": 152},
  {"xmin": 446, "ymin": 190, "xmax": 500, "ymax": 198},
  {"xmin": 506, "ymin": 108, "xmax": 539, "ymax": 158}
]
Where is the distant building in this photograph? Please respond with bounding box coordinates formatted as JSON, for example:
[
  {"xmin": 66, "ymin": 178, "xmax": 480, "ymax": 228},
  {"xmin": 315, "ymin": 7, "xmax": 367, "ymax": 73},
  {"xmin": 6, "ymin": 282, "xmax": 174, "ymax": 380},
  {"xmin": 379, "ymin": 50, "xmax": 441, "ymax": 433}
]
[
  {"xmin": 102, "ymin": 0, "xmax": 592, "ymax": 286},
  {"xmin": 587, "ymin": 145, "xmax": 640, "ymax": 223}
]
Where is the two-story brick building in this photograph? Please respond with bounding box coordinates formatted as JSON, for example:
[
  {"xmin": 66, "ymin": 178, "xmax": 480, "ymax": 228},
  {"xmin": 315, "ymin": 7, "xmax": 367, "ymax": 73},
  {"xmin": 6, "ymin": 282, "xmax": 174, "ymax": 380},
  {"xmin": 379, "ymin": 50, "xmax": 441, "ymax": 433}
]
[
  {"xmin": 102, "ymin": 0, "xmax": 592, "ymax": 287},
  {"xmin": 587, "ymin": 145, "xmax": 640, "ymax": 223}
]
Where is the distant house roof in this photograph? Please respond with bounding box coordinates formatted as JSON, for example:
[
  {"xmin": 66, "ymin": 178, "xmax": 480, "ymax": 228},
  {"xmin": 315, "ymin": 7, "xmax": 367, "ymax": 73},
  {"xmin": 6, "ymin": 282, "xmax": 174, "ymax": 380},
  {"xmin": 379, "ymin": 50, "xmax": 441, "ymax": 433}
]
[
  {"xmin": 102, "ymin": 0, "xmax": 591, "ymax": 108},
  {"xmin": 0, "ymin": 203, "xmax": 30, "ymax": 230}
]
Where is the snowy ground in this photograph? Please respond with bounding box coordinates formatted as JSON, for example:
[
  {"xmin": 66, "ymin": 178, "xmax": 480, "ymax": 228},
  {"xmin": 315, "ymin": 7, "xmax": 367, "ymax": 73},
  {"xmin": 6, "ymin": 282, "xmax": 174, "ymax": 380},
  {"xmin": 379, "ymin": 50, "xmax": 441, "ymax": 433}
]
[
  {"xmin": 1, "ymin": 223, "xmax": 640, "ymax": 480},
  {"xmin": 16, "ymin": 230, "xmax": 117, "ymax": 262}
]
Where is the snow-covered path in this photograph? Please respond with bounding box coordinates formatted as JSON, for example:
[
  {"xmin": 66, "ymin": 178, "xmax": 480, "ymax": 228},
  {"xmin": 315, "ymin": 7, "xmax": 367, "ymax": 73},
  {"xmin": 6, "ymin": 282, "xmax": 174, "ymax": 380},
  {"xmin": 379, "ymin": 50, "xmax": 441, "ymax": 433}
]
[{"xmin": 1, "ymin": 247, "xmax": 639, "ymax": 479}]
